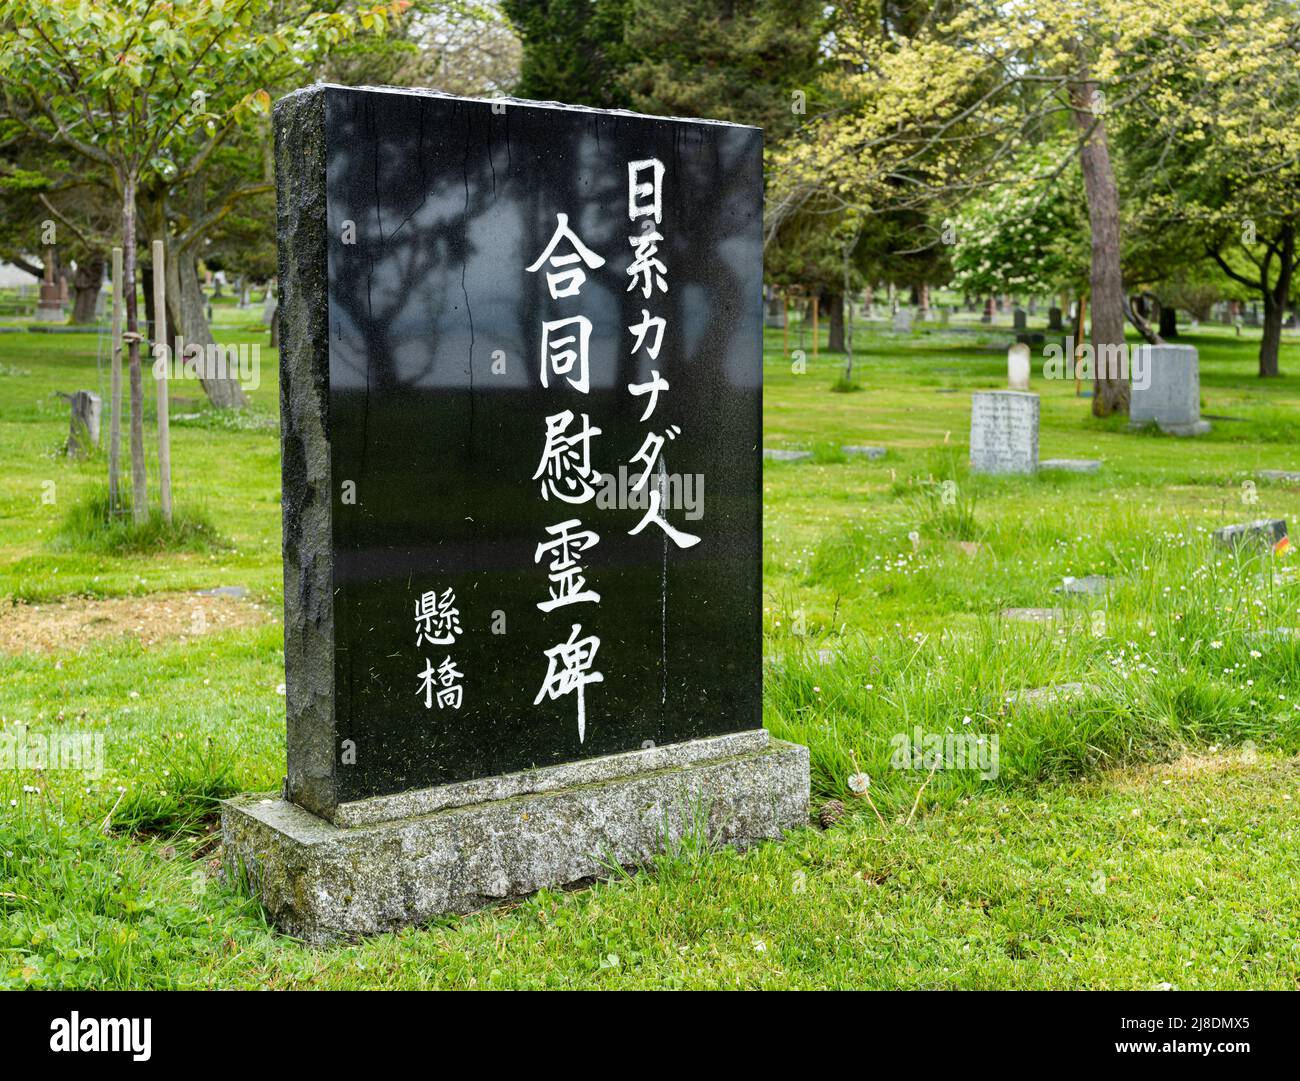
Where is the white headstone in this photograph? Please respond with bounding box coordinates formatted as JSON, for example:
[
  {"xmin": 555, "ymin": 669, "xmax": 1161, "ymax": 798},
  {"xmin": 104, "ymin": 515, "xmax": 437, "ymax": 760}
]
[
  {"xmin": 892, "ymin": 307, "xmax": 913, "ymax": 333},
  {"xmin": 1007, "ymin": 343, "xmax": 1031, "ymax": 390},
  {"xmin": 970, "ymin": 390, "xmax": 1039, "ymax": 474},
  {"xmin": 1130, "ymin": 344, "xmax": 1210, "ymax": 435}
]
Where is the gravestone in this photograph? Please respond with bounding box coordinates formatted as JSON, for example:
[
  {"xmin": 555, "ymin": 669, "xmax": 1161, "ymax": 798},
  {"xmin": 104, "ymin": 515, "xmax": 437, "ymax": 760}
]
[
  {"xmin": 1040, "ymin": 458, "xmax": 1100, "ymax": 474},
  {"xmin": 1128, "ymin": 344, "xmax": 1210, "ymax": 436},
  {"xmin": 1013, "ymin": 308, "xmax": 1027, "ymax": 331},
  {"xmin": 1259, "ymin": 470, "xmax": 1300, "ymax": 483},
  {"xmin": 764, "ymin": 448, "xmax": 811, "ymax": 462},
  {"xmin": 36, "ymin": 249, "xmax": 65, "ymax": 322},
  {"xmin": 1002, "ymin": 607, "xmax": 1063, "ymax": 623},
  {"xmin": 1053, "ymin": 574, "xmax": 1109, "ymax": 596},
  {"xmin": 1007, "ymin": 342, "xmax": 1031, "ymax": 390},
  {"xmin": 763, "ymin": 288, "xmax": 786, "ymax": 328},
  {"xmin": 969, "ymin": 390, "xmax": 1039, "ymax": 474},
  {"xmin": 1213, "ymin": 519, "xmax": 1288, "ymax": 550},
  {"xmin": 1047, "ymin": 306, "xmax": 1064, "ymax": 331},
  {"xmin": 892, "ymin": 307, "xmax": 913, "ymax": 333},
  {"xmin": 1009, "ymin": 682, "xmax": 1100, "ymax": 709},
  {"xmin": 939, "ymin": 305, "xmax": 950, "ymax": 327},
  {"xmin": 221, "ymin": 85, "xmax": 808, "ymax": 942},
  {"xmin": 842, "ymin": 445, "xmax": 886, "ymax": 459}
]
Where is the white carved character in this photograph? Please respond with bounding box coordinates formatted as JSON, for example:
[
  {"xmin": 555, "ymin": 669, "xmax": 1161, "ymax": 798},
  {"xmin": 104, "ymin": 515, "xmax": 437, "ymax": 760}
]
[
  {"xmin": 534, "ymin": 623, "xmax": 605, "ymax": 743},
  {"xmin": 526, "ymin": 213, "xmax": 606, "ymax": 299}
]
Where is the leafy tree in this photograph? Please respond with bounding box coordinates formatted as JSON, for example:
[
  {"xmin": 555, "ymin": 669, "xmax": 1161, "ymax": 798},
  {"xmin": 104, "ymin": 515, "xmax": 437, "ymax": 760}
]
[
  {"xmin": 619, "ymin": 0, "xmax": 824, "ymax": 140},
  {"xmin": 1116, "ymin": 0, "xmax": 1299, "ymax": 376},
  {"xmin": 0, "ymin": 0, "xmax": 405, "ymax": 429},
  {"xmin": 769, "ymin": 0, "xmax": 1292, "ymax": 415},
  {"xmin": 323, "ymin": 1, "xmax": 520, "ymax": 93},
  {"xmin": 0, "ymin": 140, "xmax": 118, "ymax": 322},
  {"xmin": 501, "ymin": 0, "xmax": 633, "ymax": 107},
  {"xmin": 949, "ymin": 140, "xmax": 1089, "ymax": 300}
]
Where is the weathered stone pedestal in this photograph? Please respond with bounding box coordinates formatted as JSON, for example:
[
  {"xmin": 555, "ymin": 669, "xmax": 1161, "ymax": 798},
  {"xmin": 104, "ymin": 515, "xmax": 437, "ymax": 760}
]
[{"xmin": 223, "ymin": 730, "xmax": 807, "ymax": 943}]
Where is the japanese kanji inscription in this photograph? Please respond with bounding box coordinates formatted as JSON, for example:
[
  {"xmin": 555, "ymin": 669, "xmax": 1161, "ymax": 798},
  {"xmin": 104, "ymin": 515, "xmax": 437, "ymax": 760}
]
[{"xmin": 286, "ymin": 86, "xmax": 763, "ymax": 806}]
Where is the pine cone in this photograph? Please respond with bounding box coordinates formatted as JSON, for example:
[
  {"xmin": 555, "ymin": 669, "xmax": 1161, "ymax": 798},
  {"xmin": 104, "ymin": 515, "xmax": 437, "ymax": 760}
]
[{"xmin": 818, "ymin": 799, "xmax": 846, "ymax": 829}]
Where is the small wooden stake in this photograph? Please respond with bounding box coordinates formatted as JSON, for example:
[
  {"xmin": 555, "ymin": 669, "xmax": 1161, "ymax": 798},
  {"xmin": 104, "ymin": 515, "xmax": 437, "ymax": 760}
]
[
  {"xmin": 1074, "ymin": 295, "xmax": 1088, "ymax": 397},
  {"xmin": 152, "ymin": 240, "xmax": 172, "ymax": 524},
  {"xmin": 108, "ymin": 247, "xmax": 124, "ymax": 512},
  {"xmin": 812, "ymin": 294, "xmax": 819, "ymax": 358}
]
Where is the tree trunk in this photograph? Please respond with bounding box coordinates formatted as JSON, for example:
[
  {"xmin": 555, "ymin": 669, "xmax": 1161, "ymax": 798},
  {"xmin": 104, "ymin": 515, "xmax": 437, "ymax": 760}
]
[
  {"xmin": 71, "ymin": 256, "xmax": 104, "ymax": 324},
  {"xmin": 1260, "ymin": 302, "xmax": 1282, "ymax": 376},
  {"xmin": 60, "ymin": 390, "xmax": 102, "ymax": 459},
  {"xmin": 164, "ymin": 238, "xmax": 247, "ymax": 408},
  {"xmin": 1071, "ymin": 77, "xmax": 1129, "ymax": 417},
  {"xmin": 1259, "ymin": 222, "xmax": 1294, "ymax": 378},
  {"xmin": 825, "ymin": 291, "xmax": 845, "ymax": 352},
  {"xmin": 122, "ymin": 176, "xmax": 148, "ymax": 523}
]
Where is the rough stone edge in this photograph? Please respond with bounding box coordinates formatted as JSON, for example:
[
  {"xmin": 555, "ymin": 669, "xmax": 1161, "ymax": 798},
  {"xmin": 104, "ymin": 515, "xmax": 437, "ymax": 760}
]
[
  {"xmin": 221, "ymin": 739, "xmax": 811, "ymax": 944},
  {"xmin": 275, "ymin": 85, "xmax": 336, "ymax": 818},
  {"xmin": 332, "ymin": 729, "xmax": 770, "ymax": 826},
  {"xmin": 284, "ymin": 82, "xmax": 762, "ymax": 133}
]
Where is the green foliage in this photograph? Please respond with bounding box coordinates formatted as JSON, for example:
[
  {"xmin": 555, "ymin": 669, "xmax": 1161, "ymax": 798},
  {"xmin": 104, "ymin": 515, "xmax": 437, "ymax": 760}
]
[
  {"xmin": 52, "ymin": 491, "xmax": 228, "ymax": 555},
  {"xmin": 949, "ymin": 139, "xmax": 1089, "ymax": 298},
  {"xmin": 2, "ymin": 319, "xmax": 1300, "ymax": 987},
  {"xmin": 620, "ymin": 0, "xmax": 825, "ymax": 139},
  {"xmin": 909, "ymin": 476, "xmax": 980, "ymax": 541},
  {"xmin": 504, "ymin": 0, "xmax": 825, "ymax": 132},
  {"xmin": 109, "ymin": 735, "xmax": 240, "ymax": 836},
  {"xmin": 502, "ymin": 0, "xmax": 635, "ymax": 107}
]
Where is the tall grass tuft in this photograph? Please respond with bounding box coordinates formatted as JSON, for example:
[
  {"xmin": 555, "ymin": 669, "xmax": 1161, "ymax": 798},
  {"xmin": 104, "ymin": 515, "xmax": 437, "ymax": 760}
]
[{"xmin": 51, "ymin": 490, "xmax": 228, "ymax": 555}]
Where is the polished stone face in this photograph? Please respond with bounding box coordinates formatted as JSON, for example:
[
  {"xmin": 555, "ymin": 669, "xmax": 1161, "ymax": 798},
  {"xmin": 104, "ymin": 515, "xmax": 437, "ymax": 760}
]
[{"xmin": 319, "ymin": 86, "xmax": 763, "ymax": 800}]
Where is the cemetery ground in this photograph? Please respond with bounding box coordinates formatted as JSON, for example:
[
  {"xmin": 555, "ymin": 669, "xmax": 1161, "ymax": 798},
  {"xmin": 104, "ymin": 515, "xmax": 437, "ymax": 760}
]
[{"xmin": 2, "ymin": 310, "xmax": 1299, "ymax": 989}]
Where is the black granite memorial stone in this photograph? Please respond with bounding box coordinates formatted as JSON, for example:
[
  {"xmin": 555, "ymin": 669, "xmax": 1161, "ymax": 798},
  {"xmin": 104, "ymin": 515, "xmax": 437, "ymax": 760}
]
[{"xmin": 276, "ymin": 85, "xmax": 764, "ymax": 816}]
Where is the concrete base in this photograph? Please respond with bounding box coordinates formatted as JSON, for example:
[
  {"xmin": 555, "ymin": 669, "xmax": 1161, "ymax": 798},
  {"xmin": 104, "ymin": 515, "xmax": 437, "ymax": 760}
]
[
  {"xmin": 221, "ymin": 731, "xmax": 809, "ymax": 943},
  {"xmin": 1160, "ymin": 420, "xmax": 1212, "ymax": 437},
  {"xmin": 1129, "ymin": 419, "xmax": 1211, "ymax": 437}
]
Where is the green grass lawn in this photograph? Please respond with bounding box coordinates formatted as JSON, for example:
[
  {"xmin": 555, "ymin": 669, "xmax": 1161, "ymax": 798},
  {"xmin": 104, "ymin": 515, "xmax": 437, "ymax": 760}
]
[{"xmin": 2, "ymin": 310, "xmax": 1299, "ymax": 989}]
